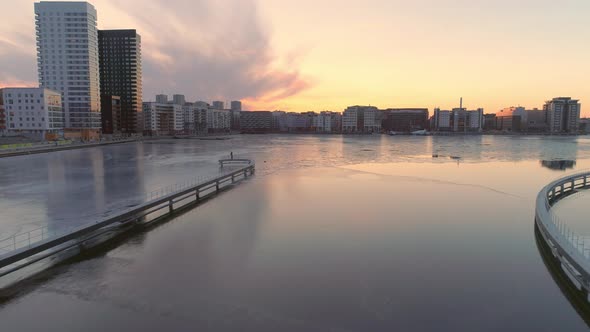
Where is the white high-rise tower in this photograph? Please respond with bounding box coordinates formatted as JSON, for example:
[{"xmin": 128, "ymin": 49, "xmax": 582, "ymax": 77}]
[{"xmin": 34, "ymin": 1, "xmax": 101, "ymax": 135}]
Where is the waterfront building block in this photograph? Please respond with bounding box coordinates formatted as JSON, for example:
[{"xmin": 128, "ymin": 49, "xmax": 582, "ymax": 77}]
[
  {"xmin": 98, "ymin": 29, "xmax": 142, "ymax": 133},
  {"xmin": 0, "ymin": 87, "xmax": 64, "ymax": 140},
  {"xmin": 544, "ymin": 97, "xmax": 581, "ymax": 133},
  {"xmin": 35, "ymin": 1, "xmax": 101, "ymax": 137},
  {"xmin": 342, "ymin": 106, "xmax": 380, "ymax": 133}
]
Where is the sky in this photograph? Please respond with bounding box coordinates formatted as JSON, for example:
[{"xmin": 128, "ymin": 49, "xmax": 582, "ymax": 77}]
[{"xmin": 1, "ymin": 0, "xmax": 589, "ymax": 115}]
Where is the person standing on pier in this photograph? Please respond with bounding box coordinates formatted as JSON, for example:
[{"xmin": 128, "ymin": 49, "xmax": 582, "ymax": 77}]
[{"xmin": 230, "ymin": 152, "xmax": 233, "ymax": 160}]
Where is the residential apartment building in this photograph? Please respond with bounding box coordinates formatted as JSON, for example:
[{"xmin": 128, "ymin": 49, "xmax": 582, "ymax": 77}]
[
  {"xmin": 272, "ymin": 111, "xmax": 288, "ymax": 132},
  {"xmin": 0, "ymin": 97, "xmax": 5, "ymax": 135},
  {"xmin": 172, "ymin": 94, "xmax": 185, "ymax": 105},
  {"xmin": 381, "ymin": 108, "xmax": 429, "ymax": 132},
  {"xmin": 483, "ymin": 114, "xmax": 496, "ymax": 131},
  {"xmin": 580, "ymin": 118, "xmax": 590, "ymax": 134},
  {"xmin": 229, "ymin": 101, "xmax": 242, "ymax": 130},
  {"xmin": 195, "ymin": 101, "xmax": 209, "ymax": 108},
  {"xmin": 544, "ymin": 97, "xmax": 581, "ymax": 133},
  {"xmin": 230, "ymin": 101, "xmax": 242, "ymax": 111},
  {"xmin": 432, "ymin": 109, "xmax": 451, "ymax": 131},
  {"xmin": 313, "ymin": 111, "xmax": 342, "ymax": 133},
  {"xmin": 206, "ymin": 108, "xmax": 230, "ymax": 133},
  {"xmin": 495, "ymin": 107, "xmax": 527, "ymax": 132},
  {"xmin": 212, "ymin": 101, "xmax": 224, "ymax": 110},
  {"xmin": 98, "ymin": 29, "xmax": 142, "ymax": 133},
  {"xmin": 240, "ymin": 111, "xmax": 273, "ymax": 133},
  {"xmin": 453, "ymin": 108, "xmax": 483, "ymax": 132},
  {"xmin": 342, "ymin": 106, "xmax": 380, "ymax": 133},
  {"xmin": 286, "ymin": 112, "xmax": 313, "ymax": 132},
  {"xmin": 100, "ymin": 95, "xmax": 120, "ymax": 135},
  {"xmin": 181, "ymin": 103, "xmax": 195, "ymax": 133},
  {"xmin": 143, "ymin": 102, "xmax": 183, "ymax": 136},
  {"xmin": 194, "ymin": 103, "xmax": 209, "ymax": 133},
  {"xmin": 493, "ymin": 107, "xmax": 549, "ymax": 132},
  {"xmin": 0, "ymin": 87, "xmax": 64, "ymax": 139},
  {"xmin": 433, "ymin": 108, "xmax": 483, "ymax": 132},
  {"xmin": 526, "ymin": 109, "xmax": 547, "ymax": 132},
  {"xmin": 34, "ymin": 2, "xmax": 101, "ymax": 137},
  {"xmin": 155, "ymin": 94, "xmax": 168, "ymax": 104},
  {"xmin": 230, "ymin": 110, "xmax": 241, "ymax": 131}
]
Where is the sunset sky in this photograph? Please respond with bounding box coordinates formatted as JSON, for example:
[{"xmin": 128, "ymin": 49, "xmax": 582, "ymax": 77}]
[{"xmin": 1, "ymin": 0, "xmax": 589, "ymax": 115}]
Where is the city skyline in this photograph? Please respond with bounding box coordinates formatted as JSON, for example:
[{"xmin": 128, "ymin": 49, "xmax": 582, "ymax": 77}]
[{"xmin": 1, "ymin": 0, "xmax": 589, "ymax": 115}]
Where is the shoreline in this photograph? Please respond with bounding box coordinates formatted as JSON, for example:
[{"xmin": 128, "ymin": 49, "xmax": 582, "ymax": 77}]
[
  {"xmin": 0, "ymin": 139, "xmax": 145, "ymax": 158},
  {"xmin": 0, "ymin": 132, "xmax": 586, "ymax": 159}
]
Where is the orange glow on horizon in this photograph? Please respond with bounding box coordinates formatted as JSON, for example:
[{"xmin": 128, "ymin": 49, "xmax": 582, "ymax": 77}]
[{"xmin": 0, "ymin": 0, "xmax": 588, "ymax": 117}]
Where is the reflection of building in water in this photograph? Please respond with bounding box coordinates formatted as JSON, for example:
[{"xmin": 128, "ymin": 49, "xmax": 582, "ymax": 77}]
[
  {"xmin": 340, "ymin": 135, "xmax": 388, "ymax": 162},
  {"xmin": 538, "ymin": 137, "xmax": 578, "ymax": 163},
  {"xmin": 540, "ymin": 160, "xmax": 576, "ymax": 171},
  {"xmin": 45, "ymin": 144, "xmax": 145, "ymax": 234},
  {"xmin": 535, "ymin": 224, "xmax": 590, "ymax": 328},
  {"xmin": 430, "ymin": 135, "xmax": 483, "ymax": 161}
]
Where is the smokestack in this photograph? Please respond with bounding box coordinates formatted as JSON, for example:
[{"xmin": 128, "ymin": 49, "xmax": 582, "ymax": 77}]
[{"xmin": 460, "ymin": 97, "xmax": 463, "ymax": 110}]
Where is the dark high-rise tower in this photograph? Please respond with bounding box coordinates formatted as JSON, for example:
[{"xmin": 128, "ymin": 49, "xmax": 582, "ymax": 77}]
[{"xmin": 98, "ymin": 29, "xmax": 142, "ymax": 133}]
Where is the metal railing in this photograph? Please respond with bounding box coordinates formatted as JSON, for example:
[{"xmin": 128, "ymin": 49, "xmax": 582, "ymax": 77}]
[
  {"xmin": 0, "ymin": 226, "xmax": 55, "ymax": 255},
  {"xmin": 144, "ymin": 170, "xmax": 236, "ymax": 202},
  {"xmin": 541, "ymin": 172, "xmax": 590, "ymax": 259},
  {"xmin": 549, "ymin": 209, "xmax": 590, "ymax": 259}
]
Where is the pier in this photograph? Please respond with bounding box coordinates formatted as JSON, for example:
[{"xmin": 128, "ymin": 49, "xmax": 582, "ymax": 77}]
[
  {"xmin": 0, "ymin": 160, "xmax": 255, "ymax": 282},
  {"xmin": 535, "ymin": 171, "xmax": 590, "ymax": 299}
]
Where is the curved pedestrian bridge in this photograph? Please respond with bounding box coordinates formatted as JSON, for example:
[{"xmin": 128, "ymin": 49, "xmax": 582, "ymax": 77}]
[{"xmin": 536, "ymin": 172, "xmax": 590, "ymax": 298}]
